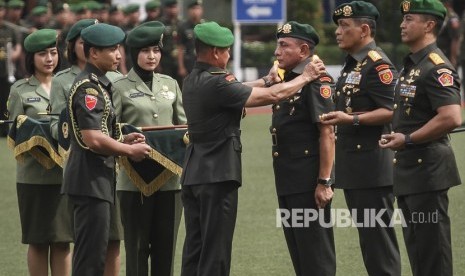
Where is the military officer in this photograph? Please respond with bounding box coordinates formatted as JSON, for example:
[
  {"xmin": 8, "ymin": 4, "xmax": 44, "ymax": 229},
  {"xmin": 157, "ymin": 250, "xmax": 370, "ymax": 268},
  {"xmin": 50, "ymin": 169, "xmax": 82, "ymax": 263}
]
[
  {"xmin": 271, "ymin": 21, "xmax": 336, "ymax": 276},
  {"xmin": 112, "ymin": 21, "xmax": 186, "ymax": 276},
  {"xmin": 49, "ymin": 19, "xmax": 124, "ymax": 276},
  {"xmin": 177, "ymin": 0, "xmax": 204, "ymax": 80},
  {"xmin": 61, "ymin": 23, "xmax": 151, "ymax": 276},
  {"xmin": 7, "ymin": 28, "xmax": 73, "ymax": 276},
  {"xmin": 380, "ymin": 1, "xmax": 462, "ymax": 276},
  {"xmin": 181, "ymin": 21, "xmax": 326, "ymax": 276},
  {"xmin": 159, "ymin": 0, "xmax": 180, "ymax": 79},
  {"xmin": 321, "ymin": 2, "xmax": 401, "ymax": 275},
  {"xmin": 143, "ymin": 0, "xmax": 161, "ymax": 23}
]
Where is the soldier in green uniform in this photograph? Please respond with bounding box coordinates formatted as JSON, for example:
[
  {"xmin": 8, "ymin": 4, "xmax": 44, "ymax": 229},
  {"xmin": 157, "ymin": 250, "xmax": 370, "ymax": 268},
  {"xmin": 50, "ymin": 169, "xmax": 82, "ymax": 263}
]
[
  {"xmin": 143, "ymin": 0, "xmax": 161, "ymax": 23},
  {"xmin": 380, "ymin": 1, "xmax": 462, "ymax": 275},
  {"xmin": 181, "ymin": 21, "xmax": 326, "ymax": 276},
  {"xmin": 321, "ymin": 2, "xmax": 401, "ymax": 275},
  {"xmin": 49, "ymin": 18, "xmax": 124, "ymax": 276},
  {"xmin": 177, "ymin": 0, "xmax": 204, "ymax": 80},
  {"xmin": 112, "ymin": 20, "xmax": 186, "ymax": 276},
  {"xmin": 271, "ymin": 21, "xmax": 336, "ymax": 276},
  {"xmin": 159, "ymin": 0, "xmax": 180, "ymax": 79},
  {"xmin": 61, "ymin": 23, "xmax": 151, "ymax": 276},
  {"xmin": 0, "ymin": 0, "xmax": 22, "ymax": 136},
  {"xmin": 7, "ymin": 28, "xmax": 73, "ymax": 276}
]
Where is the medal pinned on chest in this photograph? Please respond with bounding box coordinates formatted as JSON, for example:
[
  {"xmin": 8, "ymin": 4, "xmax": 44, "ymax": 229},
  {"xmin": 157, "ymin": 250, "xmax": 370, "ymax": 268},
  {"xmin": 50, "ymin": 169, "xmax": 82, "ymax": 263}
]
[{"xmin": 160, "ymin": 85, "xmax": 175, "ymax": 100}]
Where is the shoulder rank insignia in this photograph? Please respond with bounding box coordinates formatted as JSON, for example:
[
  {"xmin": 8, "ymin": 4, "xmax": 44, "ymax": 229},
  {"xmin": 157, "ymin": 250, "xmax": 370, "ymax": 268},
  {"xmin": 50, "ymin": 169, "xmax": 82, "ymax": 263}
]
[
  {"xmin": 319, "ymin": 76, "xmax": 332, "ymax": 83},
  {"xmin": 85, "ymin": 88, "xmax": 99, "ymax": 96},
  {"xmin": 368, "ymin": 50, "xmax": 382, "ymax": 62},
  {"xmin": 320, "ymin": 85, "xmax": 332, "ymax": 99},
  {"xmin": 90, "ymin": 73, "xmax": 99, "ymax": 83},
  {"xmin": 225, "ymin": 74, "xmax": 236, "ymax": 82},
  {"xmin": 438, "ymin": 73, "xmax": 453, "ymax": 87},
  {"xmin": 429, "ymin": 53, "xmax": 444, "ymax": 65},
  {"xmin": 85, "ymin": 95, "xmax": 98, "ymax": 110}
]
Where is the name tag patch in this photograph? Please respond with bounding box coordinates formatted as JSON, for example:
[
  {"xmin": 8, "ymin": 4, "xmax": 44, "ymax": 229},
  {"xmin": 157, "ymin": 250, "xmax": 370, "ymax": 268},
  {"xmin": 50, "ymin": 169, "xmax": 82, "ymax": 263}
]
[
  {"xmin": 26, "ymin": 97, "xmax": 41, "ymax": 103},
  {"xmin": 129, "ymin": 92, "xmax": 144, "ymax": 98}
]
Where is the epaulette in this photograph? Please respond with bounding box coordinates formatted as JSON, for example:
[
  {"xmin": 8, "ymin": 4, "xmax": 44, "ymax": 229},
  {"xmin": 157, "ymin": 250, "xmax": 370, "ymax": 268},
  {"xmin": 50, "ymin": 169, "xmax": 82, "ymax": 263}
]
[
  {"xmin": 158, "ymin": 73, "xmax": 174, "ymax": 80},
  {"xmin": 112, "ymin": 74, "xmax": 127, "ymax": 83},
  {"xmin": 89, "ymin": 73, "xmax": 99, "ymax": 84},
  {"xmin": 429, "ymin": 53, "xmax": 444, "ymax": 65},
  {"xmin": 54, "ymin": 67, "xmax": 71, "ymax": 77},
  {"xmin": 319, "ymin": 76, "xmax": 333, "ymax": 83},
  {"xmin": 367, "ymin": 50, "xmax": 382, "ymax": 62},
  {"xmin": 11, "ymin": 78, "xmax": 28, "ymax": 89}
]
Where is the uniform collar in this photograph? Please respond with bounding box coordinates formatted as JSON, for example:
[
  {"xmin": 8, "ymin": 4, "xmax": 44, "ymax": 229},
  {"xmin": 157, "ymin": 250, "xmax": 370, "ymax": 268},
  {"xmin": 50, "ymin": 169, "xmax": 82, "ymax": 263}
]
[
  {"xmin": 194, "ymin": 61, "xmax": 226, "ymax": 73},
  {"xmin": 70, "ymin": 65, "xmax": 81, "ymax": 75},
  {"xmin": 290, "ymin": 58, "xmax": 311, "ymax": 75},
  {"xmin": 407, "ymin": 42, "xmax": 438, "ymax": 65},
  {"xmin": 84, "ymin": 63, "xmax": 111, "ymax": 88},
  {"xmin": 350, "ymin": 41, "xmax": 377, "ymax": 62}
]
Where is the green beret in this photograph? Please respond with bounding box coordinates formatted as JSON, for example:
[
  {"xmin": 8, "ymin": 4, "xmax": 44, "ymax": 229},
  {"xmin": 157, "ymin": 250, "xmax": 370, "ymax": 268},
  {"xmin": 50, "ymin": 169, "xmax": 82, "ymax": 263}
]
[
  {"xmin": 333, "ymin": 1, "xmax": 379, "ymax": 24},
  {"xmin": 81, "ymin": 23, "xmax": 125, "ymax": 47},
  {"xmin": 53, "ymin": 3, "xmax": 70, "ymax": 14},
  {"xmin": 145, "ymin": 0, "xmax": 161, "ymax": 10},
  {"xmin": 188, "ymin": 0, "xmax": 202, "ymax": 8},
  {"xmin": 276, "ymin": 21, "xmax": 320, "ymax": 45},
  {"xmin": 86, "ymin": 1, "xmax": 103, "ymax": 11},
  {"xmin": 70, "ymin": 3, "xmax": 87, "ymax": 14},
  {"xmin": 194, "ymin": 21, "xmax": 234, "ymax": 47},
  {"xmin": 127, "ymin": 21, "xmax": 165, "ymax": 48},
  {"xmin": 109, "ymin": 4, "xmax": 123, "ymax": 14},
  {"xmin": 7, "ymin": 0, "xmax": 24, "ymax": 9},
  {"xmin": 400, "ymin": 0, "xmax": 446, "ymax": 19},
  {"xmin": 24, "ymin": 29, "xmax": 57, "ymax": 53},
  {"xmin": 31, "ymin": 5, "xmax": 47, "ymax": 16},
  {"xmin": 124, "ymin": 3, "xmax": 140, "ymax": 14},
  {"xmin": 163, "ymin": 0, "xmax": 178, "ymax": 7},
  {"xmin": 66, "ymin": 18, "xmax": 99, "ymax": 42}
]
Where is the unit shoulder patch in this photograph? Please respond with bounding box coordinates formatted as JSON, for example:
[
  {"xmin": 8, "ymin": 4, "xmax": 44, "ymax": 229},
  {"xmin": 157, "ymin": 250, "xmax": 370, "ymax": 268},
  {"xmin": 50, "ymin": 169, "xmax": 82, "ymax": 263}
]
[
  {"xmin": 437, "ymin": 73, "xmax": 453, "ymax": 87},
  {"xmin": 368, "ymin": 50, "xmax": 382, "ymax": 62},
  {"xmin": 429, "ymin": 53, "xmax": 444, "ymax": 65},
  {"xmin": 85, "ymin": 94, "xmax": 98, "ymax": 110},
  {"xmin": 320, "ymin": 85, "xmax": 332, "ymax": 99},
  {"xmin": 378, "ymin": 69, "xmax": 394, "ymax": 85},
  {"xmin": 375, "ymin": 64, "xmax": 390, "ymax": 72},
  {"xmin": 319, "ymin": 76, "xmax": 332, "ymax": 83},
  {"xmin": 224, "ymin": 74, "xmax": 236, "ymax": 82},
  {"xmin": 437, "ymin": 68, "xmax": 452, "ymax": 75}
]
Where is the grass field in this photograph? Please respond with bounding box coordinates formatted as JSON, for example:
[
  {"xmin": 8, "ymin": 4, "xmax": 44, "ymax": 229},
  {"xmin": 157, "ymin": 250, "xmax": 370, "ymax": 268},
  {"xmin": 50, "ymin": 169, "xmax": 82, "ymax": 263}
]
[{"xmin": 1, "ymin": 113, "xmax": 464, "ymax": 275}]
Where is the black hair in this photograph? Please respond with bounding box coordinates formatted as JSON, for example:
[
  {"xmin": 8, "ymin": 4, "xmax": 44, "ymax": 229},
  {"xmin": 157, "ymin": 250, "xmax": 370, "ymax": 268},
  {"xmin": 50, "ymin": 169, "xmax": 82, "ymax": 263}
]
[
  {"xmin": 66, "ymin": 38, "xmax": 78, "ymax": 65},
  {"xmin": 420, "ymin": 14, "xmax": 443, "ymax": 36},
  {"xmin": 25, "ymin": 44, "xmax": 62, "ymax": 75}
]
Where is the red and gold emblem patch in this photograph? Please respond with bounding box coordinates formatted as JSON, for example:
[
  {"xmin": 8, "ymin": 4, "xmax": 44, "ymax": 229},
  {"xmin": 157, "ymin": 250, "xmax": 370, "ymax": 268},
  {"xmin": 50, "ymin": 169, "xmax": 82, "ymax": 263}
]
[
  {"xmin": 85, "ymin": 95, "xmax": 97, "ymax": 110},
  {"xmin": 320, "ymin": 85, "xmax": 332, "ymax": 99},
  {"xmin": 438, "ymin": 73, "xmax": 453, "ymax": 87},
  {"xmin": 378, "ymin": 69, "xmax": 393, "ymax": 85}
]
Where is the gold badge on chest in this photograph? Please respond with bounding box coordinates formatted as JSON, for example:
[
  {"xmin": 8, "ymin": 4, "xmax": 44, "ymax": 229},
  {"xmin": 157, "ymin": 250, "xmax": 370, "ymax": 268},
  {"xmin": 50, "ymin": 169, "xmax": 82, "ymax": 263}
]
[{"xmin": 160, "ymin": 85, "xmax": 175, "ymax": 100}]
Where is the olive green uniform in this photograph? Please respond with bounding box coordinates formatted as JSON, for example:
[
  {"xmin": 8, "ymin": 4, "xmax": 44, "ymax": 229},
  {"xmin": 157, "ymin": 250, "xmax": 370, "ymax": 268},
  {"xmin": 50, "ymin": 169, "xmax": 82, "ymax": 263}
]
[
  {"xmin": 113, "ymin": 68, "xmax": 186, "ymax": 276},
  {"xmin": 8, "ymin": 75, "xmax": 73, "ymax": 244}
]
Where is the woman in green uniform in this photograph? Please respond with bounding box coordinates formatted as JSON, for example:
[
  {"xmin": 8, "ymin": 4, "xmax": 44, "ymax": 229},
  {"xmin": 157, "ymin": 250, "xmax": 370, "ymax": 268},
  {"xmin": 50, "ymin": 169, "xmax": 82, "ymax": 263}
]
[
  {"xmin": 7, "ymin": 29, "xmax": 73, "ymax": 276},
  {"xmin": 49, "ymin": 19, "xmax": 124, "ymax": 276},
  {"xmin": 112, "ymin": 21, "xmax": 186, "ymax": 276}
]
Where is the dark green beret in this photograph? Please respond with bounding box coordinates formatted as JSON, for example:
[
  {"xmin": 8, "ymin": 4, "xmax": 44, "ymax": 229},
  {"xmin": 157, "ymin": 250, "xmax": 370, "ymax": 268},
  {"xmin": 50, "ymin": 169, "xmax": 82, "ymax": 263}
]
[
  {"xmin": 188, "ymin": 0, "xmax": 202, "ymax": 8},
  {"xmin": 127, "ymin": 21, "xmax": 165, "ymax": 48},
  {"xmin": 70, "ymin": 3, "xmax": 87, "ymax": 14},
  {"xmin": 145, "ymin": 0, "xmax": 161, "ymax": 10},
  {"xmin": 66, "ymin": 18, "xmax": 99, "ymax": 42},
  {"xmin": 24, "ymin": 29, "xmax": 57, "ymax": 53},
  {"xmin": 163, "ymin": 0, "xmax": 178, "ymax": 7},
  {"xmin": 400, "ymin": 0, "xmax": 446, "ymax": 19},
  {"xmin": 7, "ymin": 0, "xmax": 24, "ymax": 9},
  {"xmin": 194, "ymin": 21, "xmax": 234, "ymax": 47},
  {"xmin": 31, "ymin": 5, "xmax": 47, "ymax": 16},
  {"xmin": 124, "ymin": 3, "xmax": 140, "ymax": 14},
  {"xmin": 53, "ymin": 3, "xmax": 70, "ymax": 14},
  {"xmin": 81, "ymin": 23, "xmax": 125, "ymax": 47},
  {"xmin": 109, "ymin": 4, "xmax": 123, "ymax": 14},
  {"xmin": 276, "ymin": 21, "xmax": 319, "ymax": 45},
  {"xmin": 86, "ymin": 1, "xmax": 102, "ymax": 11},
  {"xmin": 333, "ymin": 1, "xmax": 379, "ymax": 24}
]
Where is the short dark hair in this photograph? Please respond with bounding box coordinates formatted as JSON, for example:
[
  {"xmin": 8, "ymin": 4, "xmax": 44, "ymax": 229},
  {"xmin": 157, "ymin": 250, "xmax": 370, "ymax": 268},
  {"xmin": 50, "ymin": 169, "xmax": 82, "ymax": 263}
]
[
  {"xmin": 83, "ymin": 42, "xmax": 105, "ymax": 58},
  {"xmin": 353, "ymin": 18, "xmax": 377, "ymax": 37},
  {"xmin": 420, "ymin": 14, "xmax": 443, "ymax": 36},
  {"xmin": 66, "ymin": 38, "xmax": 78, "ymax": 65},
  {"xmin": 25, "ymin": 46, "xmax": 62, "ymax": 75}
]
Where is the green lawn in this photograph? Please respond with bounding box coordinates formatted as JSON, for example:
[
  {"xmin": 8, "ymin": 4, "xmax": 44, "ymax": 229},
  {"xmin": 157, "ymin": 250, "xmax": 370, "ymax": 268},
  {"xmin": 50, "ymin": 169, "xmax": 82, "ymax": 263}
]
[{"xmin": 1, "ymin": 113, "xmax": 464, "ymax": 275}]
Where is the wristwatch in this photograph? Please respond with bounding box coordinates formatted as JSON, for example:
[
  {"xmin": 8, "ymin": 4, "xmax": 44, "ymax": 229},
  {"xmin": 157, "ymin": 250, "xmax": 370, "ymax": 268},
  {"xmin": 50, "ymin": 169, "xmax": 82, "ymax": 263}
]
[
  {"xmin": 317, "ymin": 178, "xmax": 333, "ymax": 187},
  {"xmin": 404, "ymin": 133, "xmax": 414, "ymax": 148}
]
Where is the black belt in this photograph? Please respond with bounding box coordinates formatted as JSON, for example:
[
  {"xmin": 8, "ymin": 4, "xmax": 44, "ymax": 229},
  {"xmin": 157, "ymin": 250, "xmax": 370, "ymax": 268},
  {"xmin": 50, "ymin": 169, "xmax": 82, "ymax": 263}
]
[{"xmin": 188, "ymin": 128, "xmax": 241, "ymax": 144}]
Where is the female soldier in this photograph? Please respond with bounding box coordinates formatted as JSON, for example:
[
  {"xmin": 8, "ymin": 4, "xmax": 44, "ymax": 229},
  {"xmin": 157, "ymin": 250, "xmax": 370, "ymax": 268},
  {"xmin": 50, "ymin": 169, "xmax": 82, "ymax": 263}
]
[
  {"xmin": 112, "ymin": 21, "xmax": 186, "ymax": 276},
  {"xmin": 49, "ymin": 19, "xmax": 123, "ymax": 276},
  {"xmin": 7, "ymin": 29, "xmax": 72, "ymax": 276}
]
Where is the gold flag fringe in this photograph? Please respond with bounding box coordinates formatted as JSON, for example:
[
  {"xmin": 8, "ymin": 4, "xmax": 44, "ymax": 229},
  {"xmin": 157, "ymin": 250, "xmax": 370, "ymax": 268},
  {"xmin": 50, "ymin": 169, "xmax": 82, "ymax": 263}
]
[{"xmin": 9, "ymin": 136, "xmax": 63, "ymax": 169}]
